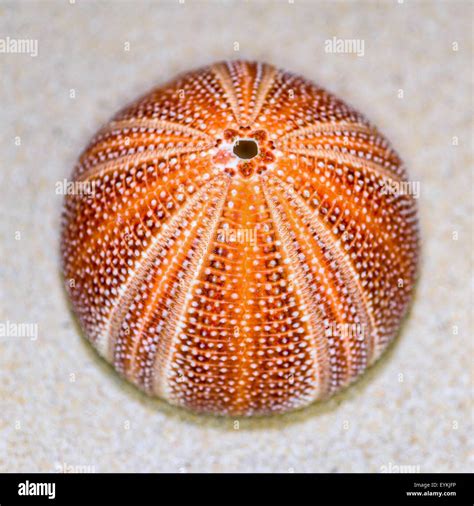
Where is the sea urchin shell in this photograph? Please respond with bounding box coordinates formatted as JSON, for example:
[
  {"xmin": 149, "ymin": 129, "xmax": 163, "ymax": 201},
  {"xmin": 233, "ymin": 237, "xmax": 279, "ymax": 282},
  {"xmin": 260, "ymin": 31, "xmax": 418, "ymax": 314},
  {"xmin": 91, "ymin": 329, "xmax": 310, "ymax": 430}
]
[{"xmin": 61, "ymin": 61, "xmax": 419, "ymax": 416}]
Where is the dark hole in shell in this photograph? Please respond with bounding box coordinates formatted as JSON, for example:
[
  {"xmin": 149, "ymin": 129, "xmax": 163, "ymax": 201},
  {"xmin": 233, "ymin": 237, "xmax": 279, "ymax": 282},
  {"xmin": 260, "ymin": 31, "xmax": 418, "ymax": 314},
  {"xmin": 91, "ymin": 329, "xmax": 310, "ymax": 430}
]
[{"xmin": 233, "ymin": 139, "xmax": 259, "ymax": 160}]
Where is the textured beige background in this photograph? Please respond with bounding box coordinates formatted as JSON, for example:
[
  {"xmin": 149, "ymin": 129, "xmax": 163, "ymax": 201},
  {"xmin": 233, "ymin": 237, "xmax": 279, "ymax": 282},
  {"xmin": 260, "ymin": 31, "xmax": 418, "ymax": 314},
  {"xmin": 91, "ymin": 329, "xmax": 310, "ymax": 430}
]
[{"xmin": 0, "ymin": 0, "xmax": 472, "ymax": 473}]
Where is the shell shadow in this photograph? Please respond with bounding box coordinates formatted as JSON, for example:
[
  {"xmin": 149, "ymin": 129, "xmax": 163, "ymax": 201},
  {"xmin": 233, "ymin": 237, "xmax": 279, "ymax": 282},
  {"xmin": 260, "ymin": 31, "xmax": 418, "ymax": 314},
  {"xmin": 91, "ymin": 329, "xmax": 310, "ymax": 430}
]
[{"xmin": 60, "ymin": 263, "xmax": 421, "ymax": 432}]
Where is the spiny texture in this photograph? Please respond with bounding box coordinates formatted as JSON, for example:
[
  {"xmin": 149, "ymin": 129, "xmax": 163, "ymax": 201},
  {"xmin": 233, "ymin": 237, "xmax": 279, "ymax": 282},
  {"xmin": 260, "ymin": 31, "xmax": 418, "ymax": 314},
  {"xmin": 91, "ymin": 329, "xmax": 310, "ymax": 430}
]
[{"xmin": 61, "ymin": 61, "xmax": 419, "ymax": 416}]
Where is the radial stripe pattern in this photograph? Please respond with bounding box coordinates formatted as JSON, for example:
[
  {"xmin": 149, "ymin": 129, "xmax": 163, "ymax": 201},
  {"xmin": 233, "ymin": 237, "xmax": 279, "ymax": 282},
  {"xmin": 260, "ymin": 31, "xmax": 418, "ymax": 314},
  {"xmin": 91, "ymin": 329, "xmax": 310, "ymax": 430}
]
[{"xmin": 61, "ymin": 61, "xmax": 419, "ymax": 416}]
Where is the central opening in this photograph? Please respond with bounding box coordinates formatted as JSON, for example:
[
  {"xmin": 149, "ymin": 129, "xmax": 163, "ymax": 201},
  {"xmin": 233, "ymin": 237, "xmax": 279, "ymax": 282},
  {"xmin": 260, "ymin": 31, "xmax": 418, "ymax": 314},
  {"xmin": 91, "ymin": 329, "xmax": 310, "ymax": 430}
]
[{"xmin": 233, "ymin": 138, "xmax": 259, "ymax": 160}]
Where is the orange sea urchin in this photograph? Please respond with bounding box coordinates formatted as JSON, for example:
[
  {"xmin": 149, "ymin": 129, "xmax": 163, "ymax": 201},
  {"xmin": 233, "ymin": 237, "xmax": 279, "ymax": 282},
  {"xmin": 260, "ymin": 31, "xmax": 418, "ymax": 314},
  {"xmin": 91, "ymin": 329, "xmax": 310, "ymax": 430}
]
[{"xmin": 61, "ymin": 61, "xmax": 419, "ymax": 416}]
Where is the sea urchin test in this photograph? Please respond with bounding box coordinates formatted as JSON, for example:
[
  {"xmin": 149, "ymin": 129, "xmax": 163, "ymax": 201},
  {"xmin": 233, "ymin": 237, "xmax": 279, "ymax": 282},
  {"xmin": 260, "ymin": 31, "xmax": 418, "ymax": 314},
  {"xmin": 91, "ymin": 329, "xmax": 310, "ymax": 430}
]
[{"xmin": 61, "ymin": 61, "xmax": 419, "ymax": 416}]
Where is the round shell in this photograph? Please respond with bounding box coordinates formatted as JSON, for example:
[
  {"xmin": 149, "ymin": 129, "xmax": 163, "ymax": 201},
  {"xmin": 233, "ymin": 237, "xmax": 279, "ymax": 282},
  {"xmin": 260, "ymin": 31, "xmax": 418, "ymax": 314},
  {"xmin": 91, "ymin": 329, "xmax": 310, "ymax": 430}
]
[{"xmin": 61, "ymin": 61, "xmax": 419, "ymax": 416}]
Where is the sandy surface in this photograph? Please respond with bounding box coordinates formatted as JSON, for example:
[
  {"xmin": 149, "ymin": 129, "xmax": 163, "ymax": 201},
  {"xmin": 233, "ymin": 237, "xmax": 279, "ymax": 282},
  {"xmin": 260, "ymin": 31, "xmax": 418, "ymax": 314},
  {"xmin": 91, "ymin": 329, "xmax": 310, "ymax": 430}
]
[{"xmin": 0, "ymin": 0, "xmax": 472, "ymax": 473}]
